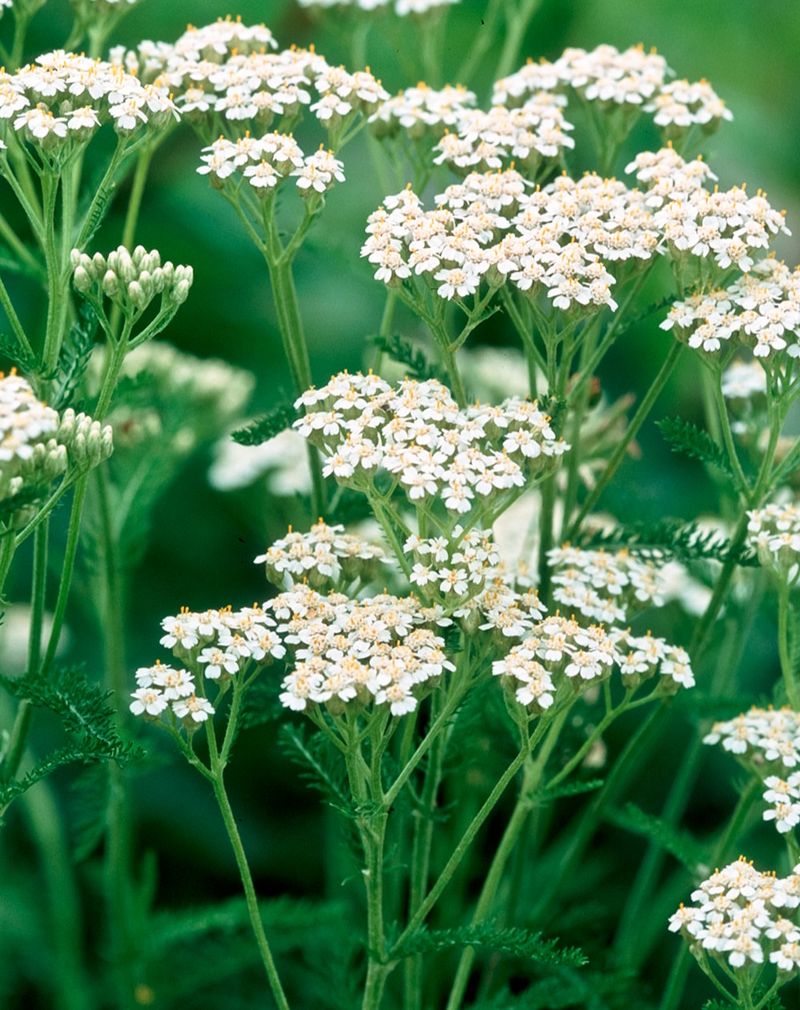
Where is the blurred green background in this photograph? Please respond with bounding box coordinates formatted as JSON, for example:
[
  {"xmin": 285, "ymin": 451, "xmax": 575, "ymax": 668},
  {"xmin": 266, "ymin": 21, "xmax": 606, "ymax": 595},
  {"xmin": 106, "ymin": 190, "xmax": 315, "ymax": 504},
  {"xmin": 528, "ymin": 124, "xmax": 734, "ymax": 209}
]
[{"xmin": 2, "ymin": 0, "xmax": 800, "ymax": 1006}]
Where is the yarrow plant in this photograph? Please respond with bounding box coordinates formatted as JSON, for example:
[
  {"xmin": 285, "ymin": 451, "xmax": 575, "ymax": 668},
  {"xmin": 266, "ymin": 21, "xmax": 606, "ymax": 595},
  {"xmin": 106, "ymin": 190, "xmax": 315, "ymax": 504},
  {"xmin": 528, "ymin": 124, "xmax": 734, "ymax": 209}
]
[{"xmin": 1, "ymin": 4, "xmax": 800, "ymax": 1010}]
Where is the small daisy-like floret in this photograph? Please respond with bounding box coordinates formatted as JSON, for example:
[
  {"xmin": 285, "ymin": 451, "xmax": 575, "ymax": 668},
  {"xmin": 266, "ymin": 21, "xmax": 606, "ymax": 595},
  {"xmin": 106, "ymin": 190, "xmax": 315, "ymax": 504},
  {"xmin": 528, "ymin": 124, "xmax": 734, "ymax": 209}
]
[{"xmin": 704, "ymin": 706, "xmax": 800, "ymax": 768}]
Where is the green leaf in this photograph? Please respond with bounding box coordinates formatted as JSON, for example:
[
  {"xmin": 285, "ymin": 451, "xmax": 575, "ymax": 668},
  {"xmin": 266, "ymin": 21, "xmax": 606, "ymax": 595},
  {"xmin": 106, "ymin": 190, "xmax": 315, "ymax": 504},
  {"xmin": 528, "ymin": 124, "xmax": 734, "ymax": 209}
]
[
  {"xmin": 232, "ymin": 402, "xmax": 299, "ymax": 446},
  {"xmin": 393, "ymin": 920, "xmax": 587, "ymax": 968},
  {"xmin": 50, "ymin": 300, "xmax": 98, "ymax": 411},
  {"xmin": 537, "ymin": 778, "xmax": 605, "ymax": 804},
  {"xmin": 278, "ymin": 723, "xmax": 356, "ymax": 817},
  {"xmin": 607, "ymin": 802, "xmax": 706, "ymax": 872},
  {"xmin": 371, "ymin": 333, "xmax": 443, "ymax": 381},
  {"xmin": 656, "ymin": 416, "xmax": 733, "ymax": 478},
  {"xmin": 576, "ymin": 518, "xmax": 757, "ymax": 567},
  {"xmin": 0, "ymin": 331, "xmax": 39, "ymax": 374}
]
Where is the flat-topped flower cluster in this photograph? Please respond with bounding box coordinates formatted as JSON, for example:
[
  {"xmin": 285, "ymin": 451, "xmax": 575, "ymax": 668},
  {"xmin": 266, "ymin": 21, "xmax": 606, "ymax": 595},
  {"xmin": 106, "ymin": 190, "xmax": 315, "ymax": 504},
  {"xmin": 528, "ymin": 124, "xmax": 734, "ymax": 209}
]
[
  {"xmin": 548, "ymin": 545, "xmax": 666, "ymax": 624},
  {"xmin": 131, "ymin": 587, "xmax": 453, "ymax": 720},
  {"xmin": 294, "ymin": 370, "xmax": 568, "ymax": 517},
  {"xmin": 198, "ymin": 133, "xmax": 345, "ymax": 195},
  {"xmin": 704, "ymin": 706, "xmax": 800, "ymax": 768},
  {"xmin": 115, "ymin": 18, "xmax": 387, "ymax": 139},
  {"xmin": 747, "ymin": 504, "xmax": 800, "ymax": 580},
  {"xmin": 662, "ymin": 257, "xmax": 800, "ymax": 359},
  {"xmin": 363, "ymin": 146, "xmax": 788, "ymax": 313},
  {"xmin": 254, "ymin": 520, "xmax": 387, "ymax": 589},
  {"xmin": 669, "ymin": 858, "xmax": 800, "ymax": 972},
  {"xmin": 493, "ymin": 617, "xmax": 693, "ymax": 711},
  {"xmin": 0, "ymin": 50, "xmax": 177, "ymax": 148},
  {"xmin": 298, "ymin": 0, "xmax": 459, "ymax": 14}
]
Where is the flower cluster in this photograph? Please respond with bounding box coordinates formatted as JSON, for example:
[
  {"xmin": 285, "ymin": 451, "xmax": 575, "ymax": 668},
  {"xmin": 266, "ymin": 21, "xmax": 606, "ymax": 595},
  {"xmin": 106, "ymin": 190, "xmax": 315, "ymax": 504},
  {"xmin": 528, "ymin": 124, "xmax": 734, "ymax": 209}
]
[
  {"xmin": 406, "ymin": 527, "xmax": 499, "ymax": 605},
  {"xmin": 669, "ymin": 858, "xmax": 800, "ymax": 972},
  {"xmin": 0, "ymin": 372, "xmax": 113, "ymax": 507},
  {"xmin": 273, "ymin": 586, "xmax": 452, "ymax": 715},
  {"xmin": 370, "ymin": 83, "xmax": 475, "ymax": 137},
  {"xmin": 363, "ymin": 172, "xmax": 637, "ymax": 311},
  {"xmin": 72, "ymin": 245, "xmax": 194, "ymax": 316},
  {"xmin": 432, "ymin": 93, "xmax": 574, "ymax": 174},
  {"xmin": 492, "ymin": 617, "xmax": 693, "ymax": 711},
  {"xmin": 209, "ymin": 429, "xmax": 311, "ymax": 495},
  {"xmin": 747, "ymin": 504, "xmax": 800, "ymax": 580},
  {"xmin": 722, "ymin": 359, "xmax": 767, "ymax": 401},
  {"xmin": 131, "ymin": 603, "xmax": 287, "ymax": 725},
  {"xmin": 198, "ymin": 133, "xmax": 345, "ymax": 197},
  {"xmin": 662, "ymin": 257, "xmax": 799, "ymax": 359},
  {"xmin": 254, "ymin": 520, "xmax": 386, "ymax": 589},
  {"xmin": 294, "ymin": 370, "xmax": 568, "ymax": 519},
  {"xmin": 493, "ymin": 45, "xmax": 731, "ymax": 134},
  {"xmin": 547, "ymin": 545, "xmax": 666, "ymax": 623},
  {"xmin": 704, "ymin": 706, "xmax": 800, "ymax": 768},
  {"xmin": 130, "ymin": 662, "xmax": 215, "ymax": 724},
  {"xmin": 461, "ymin": 575, "xmax": 547, "ymax": 638},
  {"xmin": 118, "ymin": 19, "xmax": 387, "ymax": 137},
  {"xmin": 626, "ymin": 149, "xmax": 790, "ymax": 277},
  {"xmin": 762, "ymin": 773, "xmax": 800, "ymax": 835},
  {"xmin": 0, "ymin": 50, "xmax": 177, "ymax": 151}
]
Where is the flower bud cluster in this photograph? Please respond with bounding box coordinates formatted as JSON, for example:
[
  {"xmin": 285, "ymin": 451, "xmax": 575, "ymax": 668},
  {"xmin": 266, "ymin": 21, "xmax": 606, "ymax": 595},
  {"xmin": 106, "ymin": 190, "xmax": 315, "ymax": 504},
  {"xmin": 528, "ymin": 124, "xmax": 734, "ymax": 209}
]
[
  {"xmin": 669, "ymin": 858, "xmax": 800, "ymax": 973},
  {"xmin": 548, "ymin": 545, "xmax": 666, "ymax": 624},
  {"xmin": 662, "ymin": 257, "xmax": 799, "ymax": 359},
  {"xmin": 492, "ymin": 616, "xmax": 693, "ymax": 711},
  {"xmin": 0, "ymin": 51, "xmax": 177, "ymax": 151},
  {"xmin": 294, "ymin": 370, "xmax": 568, "ymax": 520},
  {"xmin": 704, "ymin": 706, "xmax": 800, "ymax": 768},
  {"xmin": 1, "ymin": 372, "xmax": 112, "ymax": 506},
  {"xmin": 747, "ymin": 504, "xmax": 800, "ymax": 580},
  {"xmin": 254, "ymin": 520, "xmax": 387, "ymax": 589},
  {"xmin": 71, "ymin": 245, "xmax": 194, "ymax": 316},
  {"xmin": 406, "ymin": 527, "xmax": 499, "ymax": 605},
  {"xmin": 117, "ymin": 19, "xmax": 387, "ymax": 137},
  {"xmin": 198, "ymin": 133, "xmax": 345, "ymax": 197}
]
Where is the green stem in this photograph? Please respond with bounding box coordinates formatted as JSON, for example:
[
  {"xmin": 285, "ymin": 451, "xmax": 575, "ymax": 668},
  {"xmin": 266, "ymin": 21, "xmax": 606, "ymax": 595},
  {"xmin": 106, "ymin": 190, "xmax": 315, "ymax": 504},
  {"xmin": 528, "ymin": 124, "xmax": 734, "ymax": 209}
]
[
  {"xmin": 210, "ymin": 768, "xmax": 291, "ymax": 1010},
  {"xmin": 778, "ymin": 581, "xmax": 798, "ymax": 706},
  {"xmin": 394, "ymin": 718, "xmax": 552, "ymax": 953},
  {"xmin": 0, "ymin": 272, "xmax": 35, "ymax": 359},
  {"xmin": 567, "ymin": 340, "xmax": 684, "ymax": 538},
  {"xmin": 445, "ymin": 711, "xmax": 568, "ymax": 1010},
  {"xmin": 493, "ymin": 0, "xmax": 541, "ymax": 82}
]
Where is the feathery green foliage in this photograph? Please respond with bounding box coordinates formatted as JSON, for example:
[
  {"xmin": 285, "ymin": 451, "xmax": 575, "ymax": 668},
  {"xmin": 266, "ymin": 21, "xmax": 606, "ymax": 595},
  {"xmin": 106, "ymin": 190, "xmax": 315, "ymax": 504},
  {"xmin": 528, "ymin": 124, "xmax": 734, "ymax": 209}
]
[
  {"xmin": 656, "ymin": 417, "xmax": 734, "ymax": 478},
  {"xmin": 232, "ymin": 402, "xmax": 300, "ymax": 445}
]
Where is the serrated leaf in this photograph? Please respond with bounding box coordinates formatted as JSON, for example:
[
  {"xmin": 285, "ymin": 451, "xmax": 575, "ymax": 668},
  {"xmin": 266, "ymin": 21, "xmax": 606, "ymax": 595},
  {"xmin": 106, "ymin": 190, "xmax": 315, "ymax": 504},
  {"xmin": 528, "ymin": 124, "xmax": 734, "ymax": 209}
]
[
  {"xmin": 0, "ymin": 331, "xmax": 39, "ymax": 374},
  {"xmin": 656, "ymin": 417, "xmax": 733, "ymax": 478},
  {"xmin": 278, "ymin": 723, "xmax": 356, "ymax": 817},
  {"xmin": 538, "ymin": 778, "xmax": 605, "ymax": 804},
  {"xmin": 371, "ymin": 333, "xmax": 443, "ymax": 381},
  {"xmin": 393, "ymin": 920, "xmax": 586, "ymax": 968},
  {"xmin": 607, "ymin": 802, "xmax": 706, "ymax": 872},
  {"xmin": 232, "ymin": 402, "xmax": 299, "ymax": 446},
  {"xmin": 50, "ymin": 300, "xmax": 98, "ymax": 410},
  {"xmin": 576, "ymin": 518, "xmax": 757, "ymax": 567}
]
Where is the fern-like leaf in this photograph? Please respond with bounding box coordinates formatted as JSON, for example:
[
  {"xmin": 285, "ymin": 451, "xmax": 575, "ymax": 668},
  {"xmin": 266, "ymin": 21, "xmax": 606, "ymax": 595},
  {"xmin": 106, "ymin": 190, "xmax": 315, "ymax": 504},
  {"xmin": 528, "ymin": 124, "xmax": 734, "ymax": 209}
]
[
  {"xmin": 232, "ymin": 402, "xmax": 300, "ymax": 446},
  {"xmin": 538, "ymin": 778, "xmax": 605, "ymax": 804},
  {"xmin": 371, "ymin": 333, "xmax": 442, "ymax": 381},
  {"xmin": 656, "ymin": 417, "xmax": 733, "ymax": 478},
  {"xmin": 576, "ymin": 518, "xmax": 757, "ymax": 567},
  {"xmin": 50, "ymin": 301, "xmax": 98, "ymax": 410},
  {"xmin": 607, "ymin": 802, "xmax": 706, "ymax": 872},
  {"xmin": 393, "ymin": 920, "xmax": 586, "ymax": 968},
  {"xmin": 278, "ymin": 723, "xmax": 356, "ymax": 817}
]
